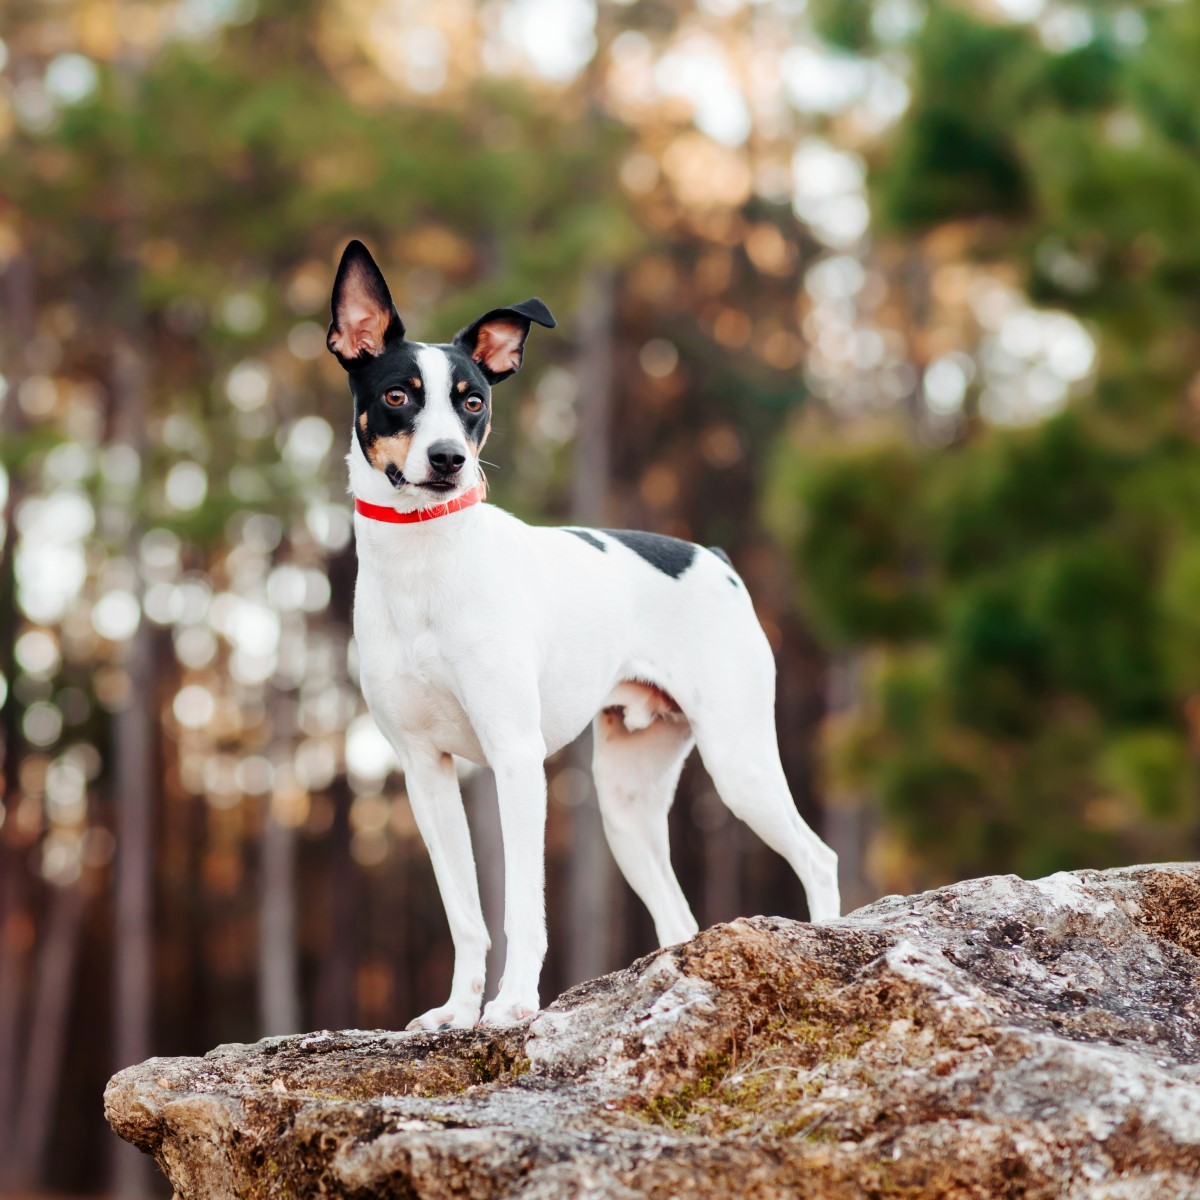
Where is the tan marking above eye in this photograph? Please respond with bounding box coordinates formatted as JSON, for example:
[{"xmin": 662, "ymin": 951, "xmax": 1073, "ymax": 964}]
[
  {"xmin": 410, "ymin": 376, "xmax": 422, "ymax": 389},
  {"xmin": 455, "ymin": 380, "xmax": 468, "ymax": 394}
]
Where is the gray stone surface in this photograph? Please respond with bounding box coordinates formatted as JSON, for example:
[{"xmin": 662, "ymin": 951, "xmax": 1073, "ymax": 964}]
[{"xmin": 105, "ymin": 864, "xmax": 1200, "ymax": 1198}]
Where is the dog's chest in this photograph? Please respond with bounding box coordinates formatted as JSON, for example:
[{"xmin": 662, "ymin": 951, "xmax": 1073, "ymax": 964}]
[{"xmin": 353, "ymin": 554, "xmax": 484, "ymax": 761}]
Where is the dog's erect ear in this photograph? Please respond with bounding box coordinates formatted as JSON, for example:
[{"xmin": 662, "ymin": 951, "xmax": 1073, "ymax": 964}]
[
  {"xmin": 327, "ymin": 240, "xmax": 405, "ymax": 367},
  {"xmin": 454, "ymin": 298, "xmax": 556, "ymax": 383}
]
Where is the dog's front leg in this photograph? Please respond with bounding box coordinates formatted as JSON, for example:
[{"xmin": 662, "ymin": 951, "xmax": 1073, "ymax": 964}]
[
  {"xmin": 402, "ymin": 751, "xmax": 490, "ymax": 1031},
  {"xmin": 479, "ymin": 739, "xmax": 548, "ymax": 1026}
]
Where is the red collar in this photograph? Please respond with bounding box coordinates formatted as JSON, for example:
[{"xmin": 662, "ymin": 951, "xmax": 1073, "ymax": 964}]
[{"xmin": 354, "ymin": 483, "xmax": 484, "ymax": 525}]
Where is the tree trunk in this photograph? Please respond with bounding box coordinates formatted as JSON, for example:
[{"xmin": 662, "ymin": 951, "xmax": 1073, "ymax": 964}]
[
  {"xmin": 109, "ymin": 322, "xmax": 158, "ymax": 1197},
  {"xmin": 565, "ymin": 265, "xmax": 622, "ymax": 985},
  {"xmin": 701, "ymin": 805, "xmax": 742, "ymax": 928},
  {"xmin": 111, "ymin": 597, "xmax": 156, "ymax": 1199},
  {"xmin": 0, "ymin": 248, "xmax": 33, "ymax": 1180},
  {"xmin": 5, "ymin": 881, "xmax": 87, "ymax": 1187},
  {"xmin": 259, "ymin": 804, "xmax": 301, "ymax": 1036},
  {"xmin": 259, "ymin": 688, "xmax": 300, "ymax": 1037},
  {"xmin": 316, "ymin": 778, "xmax": 357, "ymax": 1029},
  {"xmin": 0, "ymin": 869, "xmax": 29, "ymax": 1179},
  {"xmin": 822, "ymin": 651, "xmax": 871, "ymax": 912},
  {"xmin": 108, "ymin": 37, "xmax": 163, "ymax": 1190}
]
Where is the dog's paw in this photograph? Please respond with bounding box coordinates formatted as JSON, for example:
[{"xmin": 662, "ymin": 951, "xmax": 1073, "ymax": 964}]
[
  {"xmin": 405, "ymin": 1003, "xmax": 480, "ymax": 1032},
  {"xmin": 806, "ymin": 886, "xmax": 842, "ymax": 923},
  {"xmin": 480, "ymin": 996, "xmax": 538, "ymax": 1027}
]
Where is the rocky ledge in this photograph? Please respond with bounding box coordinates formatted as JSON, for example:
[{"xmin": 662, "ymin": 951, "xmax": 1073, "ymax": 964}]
[{"xmin": 106, "ymin": 864, "xmax": 1200, "ymax": 1199}]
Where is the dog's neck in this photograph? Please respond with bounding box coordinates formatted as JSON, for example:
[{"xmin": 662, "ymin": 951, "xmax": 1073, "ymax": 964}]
[
  {"xmin": 347, "ymin": 433, "xmax": 483, "ymax": 569},
  {"xmin": 356, "ymin": 487, "xmax": 482, "ymax": 525}
]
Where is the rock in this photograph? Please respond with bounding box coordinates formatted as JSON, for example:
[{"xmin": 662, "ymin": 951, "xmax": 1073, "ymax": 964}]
[{"xmin": 105, "ymin": 864, "xmax": 1200, "ymax": 1198}]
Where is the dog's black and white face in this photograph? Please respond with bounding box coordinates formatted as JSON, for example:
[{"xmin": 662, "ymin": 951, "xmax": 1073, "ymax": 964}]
[{"xmin": 327, "ymin": 240, "xmax": 555, "ymax": 500}]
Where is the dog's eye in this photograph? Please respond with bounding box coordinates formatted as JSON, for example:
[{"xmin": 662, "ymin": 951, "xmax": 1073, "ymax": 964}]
[
  {"xmin": 383, "ymin": 388, "xmax": 409, "ymax": 407},
  {"xmin": 463, "ymin": 395, "xmax": 484, "ymax": 413}
]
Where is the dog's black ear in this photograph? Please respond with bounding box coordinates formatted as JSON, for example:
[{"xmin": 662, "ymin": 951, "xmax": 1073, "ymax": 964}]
[
  {"xmin": 327, "ymin": 240, "xmax": 405, "ymax": 367},
  {"xmin": 454, "ymin": 298, "xmax": 556, "ymax": 383}
]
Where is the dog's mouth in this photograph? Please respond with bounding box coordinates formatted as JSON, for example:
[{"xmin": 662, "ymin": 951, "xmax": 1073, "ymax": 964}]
[{"xmin": 385, "ymin": 464, "xmax": 463, "ymax": 495}]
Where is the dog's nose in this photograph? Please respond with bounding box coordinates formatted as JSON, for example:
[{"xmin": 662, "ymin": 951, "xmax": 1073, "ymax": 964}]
[
  {"xmin": 427, "ymin": 442, "xmax": 467, "ymax": 475},
  {"xmin": 427, "ymin": 441, "xmax": 467, "ymax": 475}
]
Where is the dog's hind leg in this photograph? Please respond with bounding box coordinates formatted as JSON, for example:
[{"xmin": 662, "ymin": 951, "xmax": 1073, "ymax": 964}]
[
  {"xmin": 593, "ymin": 706, "xmax": 699, "ymax": 947},
  {"xmin": 693, "ymin": 710, "xmax": 841, "ymax": 922}
]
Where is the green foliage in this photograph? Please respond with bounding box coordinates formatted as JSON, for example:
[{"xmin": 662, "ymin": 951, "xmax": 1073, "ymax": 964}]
[
  {"xmin": 1101, "ymin": 730, "xmax": 1193, "ymax": 824},
  {"xmin": 1032, "ymin": 538, "xmax": 1163, "ymax": 721},
  {"xmin": 877, "ymin": 749, "xmax": 992, "ymax": 865},
  {"xmin": 875, "ymin": 4, "xmax": 1034, "ymax": 228},
  {"xmin": 936, "ymin": 415, "xmax": 1121, "ymax": 577},
  {"xmin": 1129, "ymin": 1, "xmax": 1200, "ymax": 155},
  {"xmin": 769, "ymin": 442, "xmax": 936, "ymax": 647},
  {"xmin": 768, "ymin": 0, "xmax": 1200, "ymax": 888},
  {"xmin": 811, "ymin": 0, "xmax": 876, "ymax": 53},
  {"xmin": 945, "ymin": 578, "xmax": 1048, "ymax": 738},
  {"xmin": 1158, "ymin": 543, "xmax": 1200, "ymax": 692},
  {"xmin": 1035, "ymin": 40, "xmax": 1122, "ymax": 113},
  {"xmin": 772, "ymin": 415, "xmax": 1200, "ymax": 884}
]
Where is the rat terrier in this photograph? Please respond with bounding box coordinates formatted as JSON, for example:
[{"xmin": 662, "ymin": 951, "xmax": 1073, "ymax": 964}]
[{"xmin": 327, "ymin": 240, "xmax": 840, "ymax": 1030}]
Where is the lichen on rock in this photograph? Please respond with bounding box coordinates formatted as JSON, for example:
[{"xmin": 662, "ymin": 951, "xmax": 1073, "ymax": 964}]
[{"xmin": 105, "ymin": 864, "xmax": 1200, "ymax": 1198}]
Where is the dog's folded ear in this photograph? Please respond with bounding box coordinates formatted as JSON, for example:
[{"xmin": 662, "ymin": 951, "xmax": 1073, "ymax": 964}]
[
  {"xmin": 327, "ymin": 240, "xmax": 405, "ymax": 367},
  {"xmin": 454, "ymin": 298, "xmax": 556, "ymax": 383}
]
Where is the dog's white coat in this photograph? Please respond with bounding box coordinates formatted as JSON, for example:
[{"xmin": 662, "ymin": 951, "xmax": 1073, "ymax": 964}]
[{"xmin": 349, "ymin": 344, "xmax": 841, "ymax": 1030}]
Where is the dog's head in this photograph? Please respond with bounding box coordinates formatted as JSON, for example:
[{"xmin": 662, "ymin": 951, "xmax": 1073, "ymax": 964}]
[{"xmin": 328, "ymin": 239, "xmax": 555, "ymax": 504}]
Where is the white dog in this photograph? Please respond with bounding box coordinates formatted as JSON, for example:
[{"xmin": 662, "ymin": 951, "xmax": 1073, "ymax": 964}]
[{"xmin": 326, "ymin": 240, "xmax": 841, "ymax": 1030}]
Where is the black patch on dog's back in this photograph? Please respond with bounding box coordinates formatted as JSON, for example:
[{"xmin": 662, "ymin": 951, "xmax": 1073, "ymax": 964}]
[
  {"xmin": 602, "ymin": 529, "xmax": 697, "ymax": 579},
  {"xmin": 564, "ymin": 528, "xmax": 607, "ymax": 552}
]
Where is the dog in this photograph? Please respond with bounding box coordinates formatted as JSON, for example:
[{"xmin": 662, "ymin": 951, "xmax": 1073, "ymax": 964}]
[{"xmin": 326, "ymin": 239, "xmax": 841, "ymax": 1030}]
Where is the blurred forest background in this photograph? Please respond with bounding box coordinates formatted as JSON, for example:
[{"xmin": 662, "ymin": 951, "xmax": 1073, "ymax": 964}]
[{"xmin": 3, "ymin": 0, "xmax": 1200, "ymax": 1193}]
